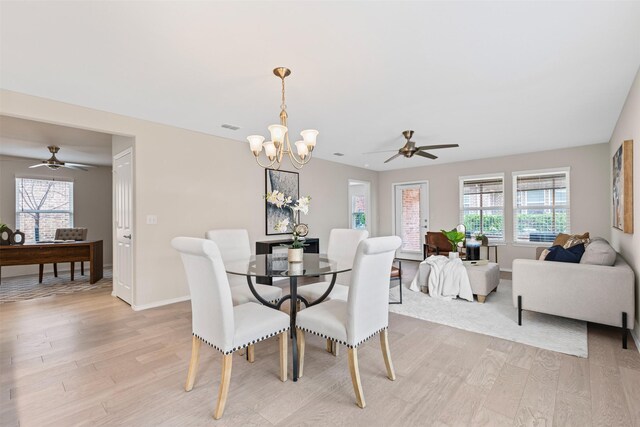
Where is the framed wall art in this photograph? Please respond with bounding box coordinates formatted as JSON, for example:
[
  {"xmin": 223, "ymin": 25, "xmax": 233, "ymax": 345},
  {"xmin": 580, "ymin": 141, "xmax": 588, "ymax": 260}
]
[
  {"xmin": 613, "ymin": 139, "xmax": 633, "ymax": 233},
  {"xmin": 265, "ymin": 169, "xmax": 299, "ymax": 235}
]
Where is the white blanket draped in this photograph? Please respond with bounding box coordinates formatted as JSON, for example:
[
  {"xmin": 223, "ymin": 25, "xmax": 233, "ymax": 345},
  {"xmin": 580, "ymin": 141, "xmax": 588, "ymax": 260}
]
[{"xmin": 409, "ymin": 256, "xmax": 474, "ymax": 302}]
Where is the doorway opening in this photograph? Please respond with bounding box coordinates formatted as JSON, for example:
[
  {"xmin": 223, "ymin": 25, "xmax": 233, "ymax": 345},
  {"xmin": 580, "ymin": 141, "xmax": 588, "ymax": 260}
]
[
  {"xmin": 393, "ymin": 181, "xmax": 429, "ymax": 260},
  {"xmin": 348, "ymin": 179, "xmax": 371, "ymax": 234}
]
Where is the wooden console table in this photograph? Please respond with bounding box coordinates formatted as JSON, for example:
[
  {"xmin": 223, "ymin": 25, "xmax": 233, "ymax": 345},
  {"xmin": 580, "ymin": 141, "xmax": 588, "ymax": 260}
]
[{"xmin": 0, "ymin": 240, "xmax": 103, "ymax": 284}]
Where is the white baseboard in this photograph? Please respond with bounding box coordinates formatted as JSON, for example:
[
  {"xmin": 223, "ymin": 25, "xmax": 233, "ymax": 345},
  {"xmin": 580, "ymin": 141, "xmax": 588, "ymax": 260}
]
[
  {"xmin": 501, "ymin": 268, "xmax": 512, "ymax": 273},
  {"xmin": 132, "ymin": 295, "xmax": 190, "ymax": 311}
]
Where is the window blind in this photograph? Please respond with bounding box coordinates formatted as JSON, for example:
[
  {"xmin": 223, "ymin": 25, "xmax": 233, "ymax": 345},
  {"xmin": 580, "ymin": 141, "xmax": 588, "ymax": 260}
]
[
  {"xmin": 513, "ymin": 170, "xmax": 570, "ymax": 243},
  {"xmin": 460, "ymin": 176, "xmax": 504, "ymax": 241}
]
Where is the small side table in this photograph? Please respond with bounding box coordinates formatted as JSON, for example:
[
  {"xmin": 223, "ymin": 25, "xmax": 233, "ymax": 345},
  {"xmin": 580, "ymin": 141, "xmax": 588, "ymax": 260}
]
[{"xmin": 483, "ymin": 245, "xmax": 498, "ymax": 263}]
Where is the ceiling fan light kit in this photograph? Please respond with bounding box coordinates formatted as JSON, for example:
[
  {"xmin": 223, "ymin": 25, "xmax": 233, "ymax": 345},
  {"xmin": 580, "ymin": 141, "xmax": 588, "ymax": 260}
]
[
  {"xmin": 29, "ymin": 145, "xmax": 94, "ymax": 171},
  {"xmin": 247, "ymin": 67, "xmax": 318, "ymax": 170},
  {"xmin": 379, "ymin": 130, "xmax": 460, "ymax": 164}
]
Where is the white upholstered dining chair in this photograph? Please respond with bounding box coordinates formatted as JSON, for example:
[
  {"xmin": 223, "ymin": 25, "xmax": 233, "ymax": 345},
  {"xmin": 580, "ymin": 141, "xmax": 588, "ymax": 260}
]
[
  {"xmin": 295, "ymin": 236, "xmax": 402, "ymax": 409},
  {"xmin": 205, "ymin": 229, "xmax": 282, "ymax": 305},
  {"xmin": 297, "ymin": 228, "xmax": 368, "ymax": 302},
  {"xmin": 172, "ymin": 237, "xmax": 290, "ymax": 420}
]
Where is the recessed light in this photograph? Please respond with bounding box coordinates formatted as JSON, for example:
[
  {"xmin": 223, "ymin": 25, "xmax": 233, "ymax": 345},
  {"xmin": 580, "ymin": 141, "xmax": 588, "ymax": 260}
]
[
  {"xmin": 333, "ymin": 152, "xmax": 344, "ymax": 156},
  {"xmin": 364, "ymin": 164, "xmax": 370, "ymax": 168},
  {"xmin": 221, "ymin": 124, "xmax": 240, "ymax": 130}
]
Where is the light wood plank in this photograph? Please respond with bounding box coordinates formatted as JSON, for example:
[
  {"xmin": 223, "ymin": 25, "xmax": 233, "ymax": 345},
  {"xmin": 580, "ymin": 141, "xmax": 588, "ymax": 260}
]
[
  {"xmin": 483, "ymin": 363, "xmax": 529, "ymax": 419},
  {"xmin": 590, "ymin": 364, "xmax": 632, "ymax": 426},
  {"xmin": 619, "ymin": 366, "xmax": 640, "ymax": 424}
]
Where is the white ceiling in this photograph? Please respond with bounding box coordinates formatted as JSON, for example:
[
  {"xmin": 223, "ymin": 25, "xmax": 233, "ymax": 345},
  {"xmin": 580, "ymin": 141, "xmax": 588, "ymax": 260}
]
[
  {"xmin": 1, "ymin": 1, "xmax": 639, "ymax": 171},
  {"xmin": 0, "ymin": 116, "xmax": 113, "ymax": 166}
]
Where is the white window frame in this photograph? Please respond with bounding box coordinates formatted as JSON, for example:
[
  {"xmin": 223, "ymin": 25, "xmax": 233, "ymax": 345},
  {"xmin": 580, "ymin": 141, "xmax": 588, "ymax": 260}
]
[
  {"xmin": 15, "ymin": 176, "xmax": 75, "ymax": 242},
  {"xmin": 512, "ymin": 167, "xmax": 570, "ymax": 245},
  {"xmin": 459, "ymin": 173, "xmax": 505, "ymax": 243}
]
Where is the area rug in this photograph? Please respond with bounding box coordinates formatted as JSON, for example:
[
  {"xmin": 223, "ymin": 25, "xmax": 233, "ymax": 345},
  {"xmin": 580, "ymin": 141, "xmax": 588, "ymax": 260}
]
[
  {"xmin": 389, "ymin": 280, "xmax": 588, "ymax": 357},
  {"xmin": 0, "ymin": 268, "xmax": 113, "ymax": 303}
]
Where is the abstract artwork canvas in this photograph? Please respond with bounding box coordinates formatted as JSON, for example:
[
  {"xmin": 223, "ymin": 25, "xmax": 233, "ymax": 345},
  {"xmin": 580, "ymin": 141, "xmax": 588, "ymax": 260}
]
[
  {"xmin": 265, "ymin": 169, "xmax": 299, "ymax": 235},
  {"xmin": 613, "ymin": 140, "xmax": 634, "ymax": 234}
]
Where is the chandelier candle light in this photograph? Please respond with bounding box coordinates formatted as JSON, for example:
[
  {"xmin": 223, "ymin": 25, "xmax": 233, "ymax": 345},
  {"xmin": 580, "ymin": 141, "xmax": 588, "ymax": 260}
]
[
  {"xmin": 265, "ymin": 190, "xmax": 311, "ymax": 262},
  {"xmin": 247, "ymin": 68, "xmax": 318, "ymax": 170}
]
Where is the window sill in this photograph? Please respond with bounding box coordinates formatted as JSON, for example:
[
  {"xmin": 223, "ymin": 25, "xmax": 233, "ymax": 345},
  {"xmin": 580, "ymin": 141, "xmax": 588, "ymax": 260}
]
[{"xmin": 511, "ymin": 242, "xmax": 551, "ymax": 248}]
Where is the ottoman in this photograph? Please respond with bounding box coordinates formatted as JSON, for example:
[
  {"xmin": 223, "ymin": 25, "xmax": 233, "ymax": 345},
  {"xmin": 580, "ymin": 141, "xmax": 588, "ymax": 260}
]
[{"xmin": 463, "ymin": 261, "xmax": 500, "ymax": 303}]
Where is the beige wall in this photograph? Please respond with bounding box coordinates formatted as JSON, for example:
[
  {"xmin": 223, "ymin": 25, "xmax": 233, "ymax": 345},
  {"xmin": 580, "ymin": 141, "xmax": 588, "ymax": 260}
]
[
  {"xmin": 377, "ymin": 143, "xmax": 611, "ymax": 271},
  {"xmin": 0, "ymin": 155, "xmax": 112, "ymax": 277},
  {"xmin": 609, "ymin": 66, "xmax": 640, "ymax": 337},
  {"xmin": 0, "ymin": 90, "xmax": 377, "ymax": 308}
]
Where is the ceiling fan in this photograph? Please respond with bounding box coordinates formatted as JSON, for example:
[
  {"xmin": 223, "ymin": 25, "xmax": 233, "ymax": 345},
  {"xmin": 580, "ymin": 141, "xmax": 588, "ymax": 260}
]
[
  {"xmin": 29, "ymin": 146, "xmax": 94, "ymax": 171},
  {"xmin": 365, "ymin": 130, "xmax": 459, "ymax": 163}
]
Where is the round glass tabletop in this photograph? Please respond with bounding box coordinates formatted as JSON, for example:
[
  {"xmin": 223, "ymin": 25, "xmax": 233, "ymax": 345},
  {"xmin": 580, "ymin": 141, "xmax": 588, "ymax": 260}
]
[{"xmin": 225, "ymin": 253, "xmax": 352, "ymax": 278}]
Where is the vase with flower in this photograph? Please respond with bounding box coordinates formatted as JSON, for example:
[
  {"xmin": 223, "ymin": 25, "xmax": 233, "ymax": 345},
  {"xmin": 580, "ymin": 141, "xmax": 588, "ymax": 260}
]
[{"xmin": 265, "ymin": 191, "xmax": 311, "ymax": 263}]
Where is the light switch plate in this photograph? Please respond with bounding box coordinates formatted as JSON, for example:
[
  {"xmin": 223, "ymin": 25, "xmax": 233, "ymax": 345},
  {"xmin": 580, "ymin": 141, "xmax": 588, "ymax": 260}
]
[{"xmin": 146, "ymin": 215, "xmax": 158, "ymax": 225}]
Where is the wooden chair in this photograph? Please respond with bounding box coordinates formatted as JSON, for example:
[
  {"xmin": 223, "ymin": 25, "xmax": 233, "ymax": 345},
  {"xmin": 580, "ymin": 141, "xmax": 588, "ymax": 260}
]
[
  {"xmin": 172, "ymin": 237, "xmax": 290, "ymax": 419},
  {"xmin": 39, "ymin": 227, "xmax": 87, "ymax": 282},
  {"xmin": 295, "ymin": 236, "xmax": 402, "ymax": 408},
  {"xmin": 424, "ymin": 231, "xmax": 453, "ymax": 259}
]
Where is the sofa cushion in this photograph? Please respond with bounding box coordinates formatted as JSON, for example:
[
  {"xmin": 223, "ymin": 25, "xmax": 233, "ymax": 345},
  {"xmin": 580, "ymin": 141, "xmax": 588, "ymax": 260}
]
[
  {"xmin": 545, "ymin": 244, "xmax": 585, "ymax": 263},
  {"xmin": 580, "ymin": 238, "xmax": 616, "ymax": 266}
]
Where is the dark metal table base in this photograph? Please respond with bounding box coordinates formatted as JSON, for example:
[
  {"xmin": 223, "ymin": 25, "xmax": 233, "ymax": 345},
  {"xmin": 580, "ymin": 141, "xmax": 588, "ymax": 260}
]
[{"xmin": 245, "ymin": 274, "xmax": 337, "ymax": 382}]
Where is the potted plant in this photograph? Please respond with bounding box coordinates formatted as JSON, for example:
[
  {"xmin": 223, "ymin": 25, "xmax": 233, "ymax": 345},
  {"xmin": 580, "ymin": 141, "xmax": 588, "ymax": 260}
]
[
  {"xmin": 440, "ymin": 227, "xmax": 465, "ymax": 257},
  {"xmin": 265, "ymin": 191, "xmax": 311, "ymax": 262},
  {"xmin": 474, "ymin": 233, "xmax": 489, "ymax": 246}
]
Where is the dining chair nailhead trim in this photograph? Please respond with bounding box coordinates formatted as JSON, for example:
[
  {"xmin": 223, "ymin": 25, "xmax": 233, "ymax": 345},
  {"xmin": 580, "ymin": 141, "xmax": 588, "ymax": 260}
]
[
  {"xmin": 193, "ymin": 326, "xmax": 290, "ymax": 355},
  {"xmin": 294, "ymin": 326, "xmax": 388, "ymax": 349}
]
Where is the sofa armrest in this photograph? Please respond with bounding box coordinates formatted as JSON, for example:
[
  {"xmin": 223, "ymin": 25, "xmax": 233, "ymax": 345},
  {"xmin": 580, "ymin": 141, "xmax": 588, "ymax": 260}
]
[{"xmin": 512, "ymin": 258, "xmax": 635, "ymax": 327}]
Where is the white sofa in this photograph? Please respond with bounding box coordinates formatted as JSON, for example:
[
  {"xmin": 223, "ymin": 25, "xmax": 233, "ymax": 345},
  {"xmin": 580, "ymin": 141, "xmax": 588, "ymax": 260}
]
[{"xmin": 512, "ymin": 238, "xmax": 635, "ymax": 348}]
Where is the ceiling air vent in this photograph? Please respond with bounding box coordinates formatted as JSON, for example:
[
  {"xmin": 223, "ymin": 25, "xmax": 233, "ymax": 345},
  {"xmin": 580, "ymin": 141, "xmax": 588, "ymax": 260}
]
[
  {"xmin": 333, "ymin": 152, "xmax": 345, "ymax": 156},
  {"xmin": 221, "ymin": 124, "xmax": 240, "ymax": 131}
]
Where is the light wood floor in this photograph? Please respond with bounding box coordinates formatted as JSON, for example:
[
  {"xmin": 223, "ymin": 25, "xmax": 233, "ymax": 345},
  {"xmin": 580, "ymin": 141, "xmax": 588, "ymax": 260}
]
[{"xmin": 1, "ymin": 286, "xmax": 639, "ymax": 426}]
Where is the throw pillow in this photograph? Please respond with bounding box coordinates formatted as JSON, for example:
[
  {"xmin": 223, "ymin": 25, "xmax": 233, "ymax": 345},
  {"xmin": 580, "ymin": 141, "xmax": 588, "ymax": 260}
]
[
  {"xmin": 580, "ymin": 239, "xmax": 617, "ymax": 266},
  {"xmin": 545, "ymin": 243, "xmax": 585, "ymax": 263},
  {"xmin": 553, "ymin": 232, "xmax": 589, "ymax": 248},
  {"xmin": 538, "ymin": 248, "xmax": 550, "ymax": 260}
]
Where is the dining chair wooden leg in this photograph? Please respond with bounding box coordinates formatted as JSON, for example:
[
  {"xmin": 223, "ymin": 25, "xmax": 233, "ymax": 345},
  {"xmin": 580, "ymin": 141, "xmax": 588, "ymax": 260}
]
[
  {"xmin": 332, "ymin": 342, "xmax": 339, "ymax": 357},
  {"xmin": 326, "ymin": 339, "xmax": 333, "ymax": 353},
  {"xmin": 279, "ymin": 331, "xmax": 288, "ymax": 382},
  {"xmin": 296, "ymin": 329, "xmax": 305, "ymax": 378},
  {"xmin": 347, "ymin": 347, "xmax": 366, "ymax": 409},
  {"xmin": 214, "ymin": 354, "xmax": 233, "ymax": 420},
  {"xmin": 247, "ymin": 344, "xmax": 255, "ymax": 363},
  {"xmin": 380, "ymin": 329, "xmax": 396, "ymax": 381},
  {"xmin": 53, "ymin": 263, "xmax": 58, "ymax": 277},
  {"xmin": 185, "ymin": 336, "xmax": 201, "ymax": 391}
]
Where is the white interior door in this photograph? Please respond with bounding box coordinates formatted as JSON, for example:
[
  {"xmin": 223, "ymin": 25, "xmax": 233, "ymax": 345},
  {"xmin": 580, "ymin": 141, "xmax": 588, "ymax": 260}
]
[
  {"xmin": 394, "ymin": 182, "xmax": 429, "ymax": 260},
  {"xmin": 113, "ymin": 149, "xmax": 133, "ymax": 305}
]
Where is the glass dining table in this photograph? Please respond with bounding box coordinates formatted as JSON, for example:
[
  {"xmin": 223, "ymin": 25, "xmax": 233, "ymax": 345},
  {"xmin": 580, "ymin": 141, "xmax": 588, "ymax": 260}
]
[{"xmin": 225, "ymin": 253, "xmax": 352, "ymax": 382}]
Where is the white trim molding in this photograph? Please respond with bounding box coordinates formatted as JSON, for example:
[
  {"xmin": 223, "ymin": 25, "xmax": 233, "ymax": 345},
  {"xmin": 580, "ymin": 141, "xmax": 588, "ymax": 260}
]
[{"xmin": 132, "ymin": 295, "xmax": 190, "ymax": 311}]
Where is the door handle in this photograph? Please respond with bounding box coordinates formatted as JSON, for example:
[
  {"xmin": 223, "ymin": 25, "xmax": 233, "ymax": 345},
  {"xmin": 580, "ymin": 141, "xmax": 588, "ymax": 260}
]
[{"xmin": 124, "ymin": 234, "xmax": 131, "ymax": 239}]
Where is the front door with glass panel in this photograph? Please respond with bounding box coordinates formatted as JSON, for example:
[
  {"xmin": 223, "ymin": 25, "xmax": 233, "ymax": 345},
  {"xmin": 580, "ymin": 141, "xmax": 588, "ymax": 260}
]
[{"xmin": 394, "ymin": 182, "xmax": 429, "ymax": 260}]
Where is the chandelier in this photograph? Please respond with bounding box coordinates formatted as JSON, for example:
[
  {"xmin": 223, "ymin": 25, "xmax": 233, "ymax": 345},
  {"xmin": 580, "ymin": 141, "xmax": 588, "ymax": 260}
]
[{"xmin": 247, "ymin": 67, "xmax": 318, "ymax": 170}]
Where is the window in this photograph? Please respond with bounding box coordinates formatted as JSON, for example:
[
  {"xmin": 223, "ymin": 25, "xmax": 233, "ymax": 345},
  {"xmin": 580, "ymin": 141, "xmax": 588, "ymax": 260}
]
[
  {"xmin": 348, "ymin": 180, "xmax": 370, "ymax": 232},
  {"xmin": 16, "ymin": 178, "xmax": 74, "ymax": 242},
  {"xmin": 513, "ymin": 168, "xmax": 569, "ymax": 243},
  {"xmin": 460, "ymin": 174, "xmax": 505, "ymax": 242}
]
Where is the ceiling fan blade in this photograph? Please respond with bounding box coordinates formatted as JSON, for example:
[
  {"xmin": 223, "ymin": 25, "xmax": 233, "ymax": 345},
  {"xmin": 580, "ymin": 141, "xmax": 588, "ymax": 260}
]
[
  {"xmin": 415, "ymin": 151, "xmax": 438, "ymax": 160},
  {"xmin": 29, "ymin": 163, "xmax": 48, "ymax": 168},
  {"xmin": 65, "ymin": 162, "xmax": 94, "ymax": 168},
  {"xmin": 63, "ymin": 164, "xmax": 89, "ymax": 171},
  {"xmin": 384, "ymin": 153, "xmax": 402, "ymax": 163},
  {"xmin": 363, "ymin": 149, "xmax": 400, "ymax": 155},
  {"xmin": 416, "ymin": 144, "xmax": 459, "ymax": 150}
]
